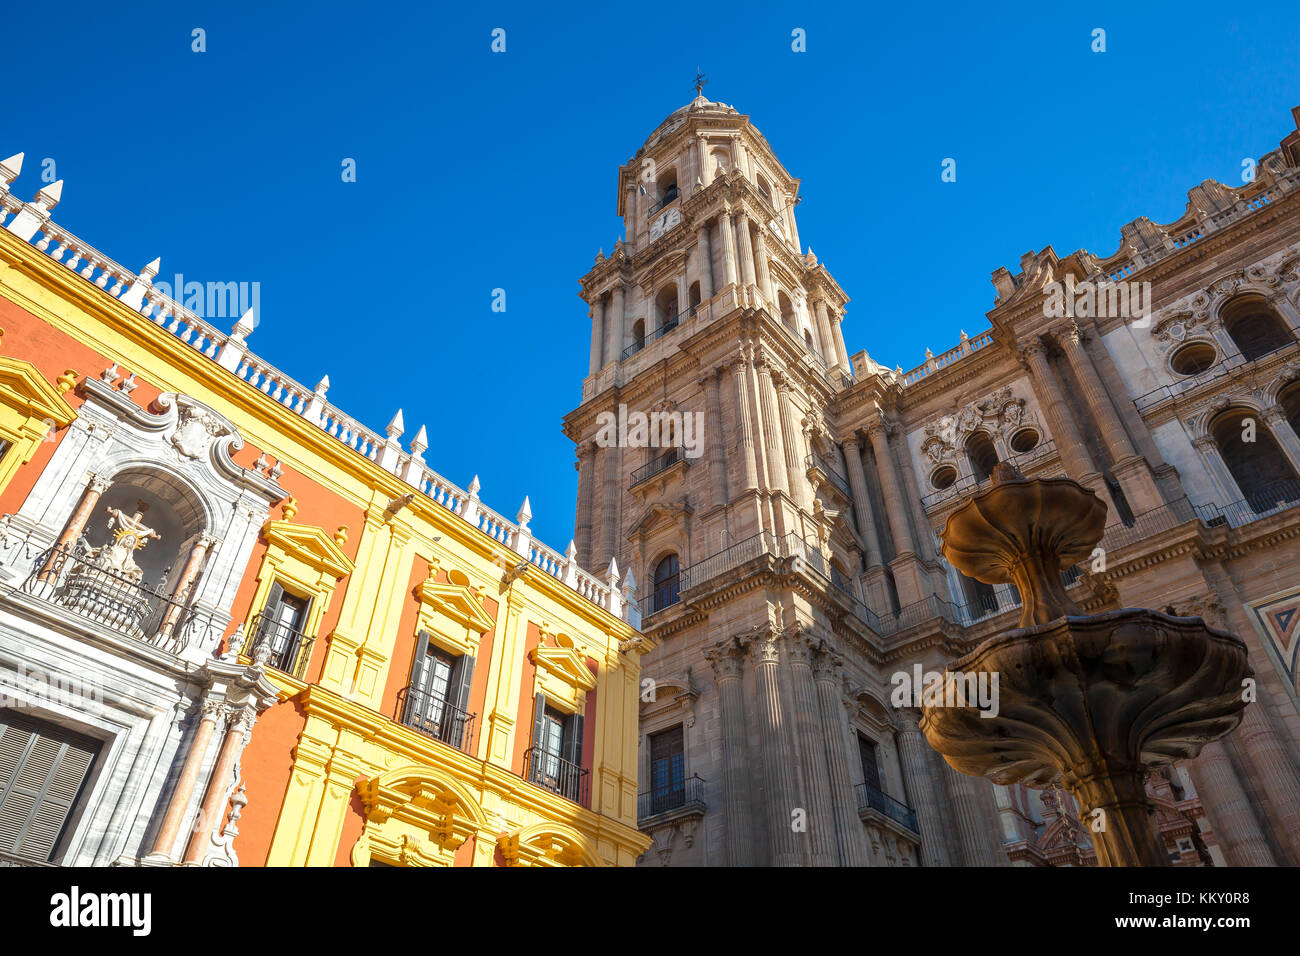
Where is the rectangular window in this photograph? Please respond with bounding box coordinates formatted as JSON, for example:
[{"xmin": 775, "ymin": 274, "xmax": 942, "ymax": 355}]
[
  {"xmin": 254, "ymin": 582, "xmax": 313, "ymax": 676},
  {"xmin": 401, "ymin": 632, "xmax": 474, "ymax": 751},
  {"xmin": 648, "ymin": 725, "xmax": 685, "ymax": 813},
  {"xmin": 529, "ymin": 694, "xmax": 584, "ymax": 803},
  {"xmin": 0, "ymin": 712, "xmax": 100, "ymax": 863},
  {"xmin": 858, "ymin": 734, "xmax": 882, "ymax": 792}
]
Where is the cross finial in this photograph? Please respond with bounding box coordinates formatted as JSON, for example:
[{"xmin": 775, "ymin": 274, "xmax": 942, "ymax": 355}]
[{"xmin": 694, "ymin": 68, "xmax": 707, "ymax": 97}]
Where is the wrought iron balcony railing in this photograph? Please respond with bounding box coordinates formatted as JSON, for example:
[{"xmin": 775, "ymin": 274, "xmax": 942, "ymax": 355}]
[
  {"xmin": 241, "ymin": 611, "xmax": 314, "ymax": 678},
  {"xmin": 805, "ymin": 452, "xmax": 851, "ymax": 498},
  {"xmin": 856, "ymin": 781, "xmax": 920, "ymax": 836},
  {"xmin": 396, "ymin": 684, "xmax": 476, "ymax": 754},
  {"xmin": 630, "ymin": 447, "xmax": 684, "ymax": 487},
  {"xmin": 523, "ymin": 747, "xmax": 590, "ymax": 807},
  {"xmin": 637, "ymin": 773, "xmax": 706, "ymax": 822},
  {"xmin": 621, "ymin": 306, "xmax": 697, "ymax": 359},
  {"xmin": 645, "ymin": 186, "xmax": 680, "ymax": 217},
  {"xmin": 646, "ymin": 577, "xmax": 681, "ymax": 615},
  {"xmin": 10, "ymin": 538, "xmax": 221, "ymax": 654}
]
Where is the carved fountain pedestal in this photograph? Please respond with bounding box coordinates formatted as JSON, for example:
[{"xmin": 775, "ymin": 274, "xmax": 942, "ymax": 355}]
[{"xmin": 920, "ymin": 465, "xmax": 1252, "ymax": 867}]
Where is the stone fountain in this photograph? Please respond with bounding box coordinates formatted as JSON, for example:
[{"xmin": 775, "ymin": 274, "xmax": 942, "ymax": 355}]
[{"xmin": 920, "ymin": 464, "xmax": 1252, "ymax": 866}]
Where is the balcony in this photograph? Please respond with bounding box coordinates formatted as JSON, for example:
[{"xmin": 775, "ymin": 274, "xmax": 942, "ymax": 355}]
[
  {"xmin": 523, "ymin": 747, "xmax": 590, "ymax": 807},
  {"xmin": 638, "ymin": 774, "xmax": 706, "ymax": 827},
  {"xmin": 396, "ymin": 684, "xmax": 477, "ymax": 754},
  {"xmin": 630, "ymin": 447, "xmax": 684, "ymax": 488},
  {"xmin": 645, "ymin": 186, "xmax": 680, "ymax": 218},
  {"xmin": 645, "ymin": 576, "xmax": 681, "ymax": 616},
  {"xmin": 242, "ymin": 611, "xmax": 314, "ymax": 678},
  {"xmin": 14, "ymin": 539, "xmax": 221, "ymax": 653},
  {"xmin": 622, "ymin": 306, "xmax": 697, "ymax": 359},
  {"xmin": 805, "ymin": 452, "xmax": 852, "ymax": 498},
  {"xmin": 856, "ymin": 781, "xmax": 920, "ymax": 837}
]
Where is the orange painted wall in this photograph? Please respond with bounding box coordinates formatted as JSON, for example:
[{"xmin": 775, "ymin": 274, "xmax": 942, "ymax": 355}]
[
  {"xmin": 511, "ymin": 621, "xmax": 542, "ymax": 775},
  {"xmin": 231, "ymin": 696, "xmax": 308, "ymax": 866}
]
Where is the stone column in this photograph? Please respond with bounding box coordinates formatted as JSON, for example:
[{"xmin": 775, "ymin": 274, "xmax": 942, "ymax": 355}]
[
  {"xmin": 1188, "ymin": 741, "xmax": 1276, "ymax": 866},
  {"xmin": 1058, "ymin": 322, "xmax": 1137, "ymax": 461},
  {"xmin": 941, "ymin": 760, "xmax": 1004, "ymax": 866},
  {"xmin": 893, "ymin": 439, "xmax": 938, "ymax": 563},
  {"xmin": 599, "ymin": 291, "xmax": 620, "ymax": 370},
  {"xmin": 702, "ymin": 370, "xmax": 729, "ymax": 510},
  {"xmin": 786, "ymin": 630, "xmax": 838, "ymax": 866},
  {"xmin": 575, "ymin": 442, "xmax": 595, "ymax": 565},
  {"xmin": 1228, "ymin": 704, "xmax": 1300, "ymax": 863},
  {"xmin": 756, "ymin": 360, "xmax": 789, "ymax": 498},
  {"xmin": 697, "ymin": 135, "xmax": 712, "ymax": 187},
  {"xmin": 843, "ymin": 437, "xmax": 884, "ymax": 568},
  {"xmin": 588, "ymin": 300, "xmax": 603, "ymax": 374},
  {"xmin": 1191, "ymin": 435, "xmax": 1245, "ymax": 503},
  {"xmin": 1019, "ymin": 342, "xmax": 1098, "ymax": 484},
  {"xmin": 829, "ymin": 309, "xmax": 850, "ymax": 371},
  {"xmin": 40, "ymin": 473, "xmax": 109, "ymax": 581},
  {"xmin": 813, "ymin": 299, "xmax": 836, "ymax": 365},
  {"xmin": 609, "ymin": 284, "xmax": 626, "ymax": 359},
  {"xmin": 776, "ymin": 375, "xmax": 810, "ymax": 509},
  {"xmin": 707, "ymin": 644, "xmax": 753, "ymax": 866},
  {"xmin": 735, "ymin": 211, "xmax": 757, "ymax": 294},
  {"xmin": 149, "ymin": 699, "xmax": 222, "ymax": 859},
  {"xmin": 718, "ymin": 208, "xmax": 739, "ymax": 288},
  {"xmin": 1263, "ymin": 404, "xmax": 1300, "ymax": 477},
  {"xmin": 732, "ymin": 357, "xmax": 760, "ymax": 493},
  {"xmin": 750, "ymin": 630, "xmax": 802, "ymax": 866},
  {"xmin": 895, "ymin": 709, "xmax": 952, "ymax": 867},
  {"xmin": 183, "ymin": 709, "xmax": 251, "ymax": 863},
  {"xmin": 696, "ymin": 222, "xmax": 714, "ymax": 300},
  {"xmin": 866, "ymin": 419, "xmax": 916, "ymax": 556},
  {"xmin": 158, "ymin": 533, "xmax": 216, "ymax": 645},
  {"xmin": 812, "ymin": 648, "xmax": 870, "ymax": 865},
  {"xmin": 753, "ymin": 228, "xmax": 775, "ymax": 304},
  {"xmin": 600, "ymin": 443, "xmax": 621, "ymax": 568},
  {"xmin": 785, "ymin": 198, "xmax": 801, "ymax": 251}
]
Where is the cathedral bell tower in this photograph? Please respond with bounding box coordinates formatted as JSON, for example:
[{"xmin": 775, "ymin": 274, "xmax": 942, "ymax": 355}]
[{"xmin": 561, "ymin": 90, "xmax": 941, "ymax": 867}]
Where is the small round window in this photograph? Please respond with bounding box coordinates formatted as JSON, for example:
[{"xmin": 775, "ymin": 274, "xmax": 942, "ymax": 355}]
[
  {"xmin": 931, "ymin": 466, "xmax": 958, "ymax": 490},
  {"xmin": 1170, "ymin": 342, "xmax": 1217, "ymax": 376},
  {"xmin": 1009, "ymin": 429, "xmax": 1040, "ymax": 454}
]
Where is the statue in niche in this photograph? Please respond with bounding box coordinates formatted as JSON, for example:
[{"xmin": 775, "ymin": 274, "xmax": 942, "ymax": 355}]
[{"xmin": 84, "ymin": 501, "xmax": 161, "ymax": 582}]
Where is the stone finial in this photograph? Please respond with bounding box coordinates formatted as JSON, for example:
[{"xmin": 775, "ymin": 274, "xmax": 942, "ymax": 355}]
[
  {"xmin": 121, "ymin": 258, "xmax": 161, "ymax": 310},
  {"xmin": 516, "ymin": 496, "xmax": 532, "ymax": 529},
  {"xmin": 314, "ymin": 375, "xmax": 330, "ymax": 395},
  {"xmin": 32, "ymin": 179, "xmax": 62, "ymax": 211},
  {"xmin": 565, "ymin": 539, "xmax": 576, "ymax": 561},
  {"xmin": 606, "ymin": 556, "xmax": 620, "ymax": 585},
  {"xmin": 334, "ymin": 525, "xmax": 349, "ymax": 546},
  {"xmin": 410, "ymin": 424, "xmax": 428, "ymax": 456},
  {"xmin": 56, "ymin": 369, "xmax": 78, "ymax": 394},
  {"xmin": 468, "ymin": 474, "xmax": 481, "ymax": 496},
  {"xmin": 229, "ymin": 309, "xmax": 255, "ymax": 343},
  {"xmin": 386, "ymin": 409, "xmax": 404, "ymax": 438},
  {"xmin": 0, "ymin": 153, "xmax": 23, "ymax": 191},
  {"xmin": 281, "ymin": 495, "xmax": 299, "ymax": 521}
]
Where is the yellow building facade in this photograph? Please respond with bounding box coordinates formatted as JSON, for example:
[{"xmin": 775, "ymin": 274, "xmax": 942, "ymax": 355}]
[{"xmin": 0, "ymin": 158, "xmax": 651, "ymax": 867}]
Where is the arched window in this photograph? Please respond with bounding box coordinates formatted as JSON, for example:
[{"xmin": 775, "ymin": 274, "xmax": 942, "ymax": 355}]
[
  {"xmin": 688, "ymin": 281, "xmax": 701, "ymax": 310},
  {"xmin": 958, "ymin": 571, "xmax": 998, "ymax": 619},
  {"xmin": 966, "ymin": 432, "xmax": 999, "ymax": 484},
  {"xmin": 1211, "ymin": 407, "xmax": 1300, "ymax": 512},
  {"xmin": 757, "ymin": 175, "xmax": 774, "ymax": 206},
  {"xmin": 657, "ymin": 168, "xmax": 678, "ymax": 207},
  {"xmin": 631, "ymin": 319, "xmax": 645, "ymax": 351},
  {"xmin": 1221, "ymin": 295, "xmax": 1293, "ymax": 362},
  {"xmin": 777, "ymin": 291, "xmax": 797, "ymax": 332},
  {"xmin": 651, "ymin": 554, "xmax": 680, "ymax": 614},
  {"xmin": 655, "ymin": 287, "xmax": 679, "ymax": 331}
]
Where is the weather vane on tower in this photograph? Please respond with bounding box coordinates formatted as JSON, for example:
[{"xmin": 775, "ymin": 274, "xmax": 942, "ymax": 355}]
[{"xmin": 694, "ymin": 68, "xmax": 707, "ymax": 97}]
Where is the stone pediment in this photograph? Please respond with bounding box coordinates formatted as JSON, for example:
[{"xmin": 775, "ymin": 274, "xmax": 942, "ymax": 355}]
[
  {"xmin": 261, "ymin": 520, "xmax": 354, "ymax": 579},
  {"xmin": 417, "ymin": 576, "xmax": 496, "ymax": 634},
  {"xmin": 0, "ymin": 356, "xmax": 77, "ymax": 427},
  {"xmin": 626, "ymin": 499, "xmax": 692, "ymax": 541},
  {"xmin": 531, "ymin": 633, "xmax": 598, "ymax": 712}
]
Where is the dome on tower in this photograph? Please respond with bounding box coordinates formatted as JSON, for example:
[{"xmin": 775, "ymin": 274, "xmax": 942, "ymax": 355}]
[{"xmin": 640, "ymin": 95, "xmax": 738, "ymax": 151}]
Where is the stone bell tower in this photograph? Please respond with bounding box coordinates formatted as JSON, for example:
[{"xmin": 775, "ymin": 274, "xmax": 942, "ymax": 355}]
[{"xmin": 563, "ymin": 90, "xmax": 969, "ymax": 867}]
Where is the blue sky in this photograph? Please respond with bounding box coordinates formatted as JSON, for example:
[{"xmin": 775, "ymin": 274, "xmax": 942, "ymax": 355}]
[{"xmin": 3, "ymin": 1, "xmax": 1298, "ymax": 552}]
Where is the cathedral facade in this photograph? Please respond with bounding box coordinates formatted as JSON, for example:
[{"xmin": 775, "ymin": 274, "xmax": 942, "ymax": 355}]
[{"xmin": 565, "ymin": 96, "xmax": 1300, "ymax": 866}]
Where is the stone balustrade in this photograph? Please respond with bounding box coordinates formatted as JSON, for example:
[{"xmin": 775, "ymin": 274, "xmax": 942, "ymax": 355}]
[{"xmin": 0, "ymin": 154, "xmax": 635, "ymax": 625}]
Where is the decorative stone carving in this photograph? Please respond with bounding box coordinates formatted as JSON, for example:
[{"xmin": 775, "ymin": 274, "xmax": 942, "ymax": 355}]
[{"xmin": 162, "ymin": 394, "xmax": 237, "ymax": 460}]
